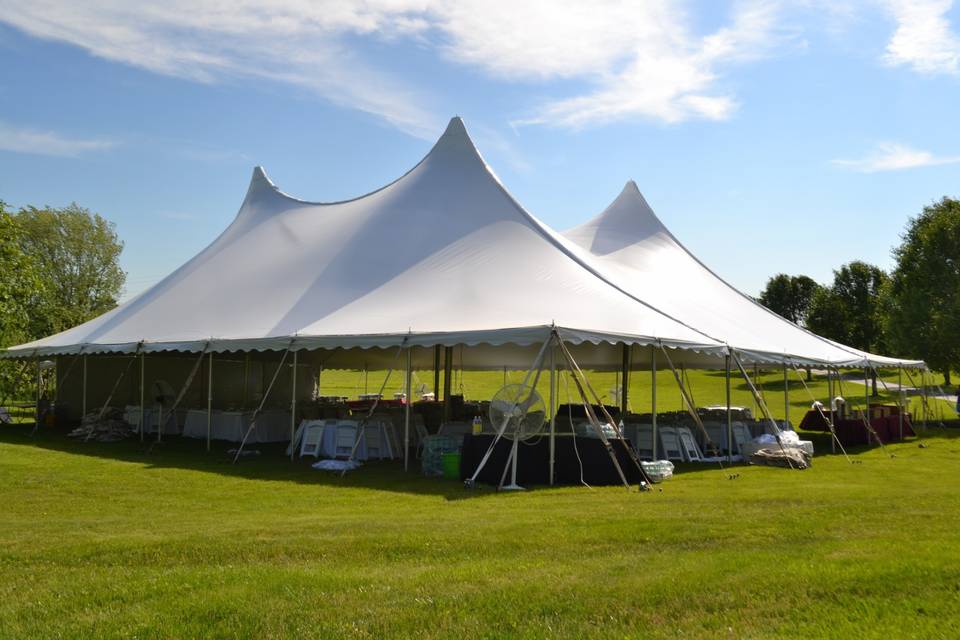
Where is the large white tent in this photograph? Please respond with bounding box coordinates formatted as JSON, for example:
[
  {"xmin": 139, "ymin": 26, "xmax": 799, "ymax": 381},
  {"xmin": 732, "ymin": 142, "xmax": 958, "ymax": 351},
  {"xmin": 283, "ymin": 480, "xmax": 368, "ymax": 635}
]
[
  {"xmin": 564, "ymin": 181, "xmax": 923, "ymax": 369},
  {"xmin": 2, "ymin": 118, "xmax": 727, "ymax": 369}
]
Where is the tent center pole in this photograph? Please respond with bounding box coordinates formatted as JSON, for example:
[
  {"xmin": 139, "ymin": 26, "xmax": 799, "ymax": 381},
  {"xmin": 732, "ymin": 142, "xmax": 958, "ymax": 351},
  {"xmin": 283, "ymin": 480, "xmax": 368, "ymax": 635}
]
[
  {"xmin": 726, "ymin": 354, "xmax": 732, "ymax": 464},
  {"xmin": 207, "ymin": 351, "xmax": 213, "ymax": 452},
  {"xmin": 651, "ymin": 345, "xmax": 657, "ymax": 461},
  {"xmin": 404, "ymin": 347, "xmax": 412, "ymax": 471}
]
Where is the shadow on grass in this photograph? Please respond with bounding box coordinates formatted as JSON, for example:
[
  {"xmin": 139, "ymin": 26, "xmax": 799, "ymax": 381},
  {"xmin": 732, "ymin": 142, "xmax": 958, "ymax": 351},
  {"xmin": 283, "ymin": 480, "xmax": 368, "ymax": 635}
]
[{"xmin": 0, "ymin": 421, "xmax": 908, "ymax": 499}]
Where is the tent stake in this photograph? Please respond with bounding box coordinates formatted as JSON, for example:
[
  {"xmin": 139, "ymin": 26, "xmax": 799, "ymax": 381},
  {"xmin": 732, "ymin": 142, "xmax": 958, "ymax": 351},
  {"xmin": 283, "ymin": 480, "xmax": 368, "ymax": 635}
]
[
  {"xmin": 404, "ymin": 347, "xmax": 412, "ymax": 471},
  {"xmin": 290, "ymin": 349, "xmax": 298, "ymax": 461},
  {"xmin": 651, "ymin": 345, "xmax": 657, "ymax": 461},
  {"xmin": 207, "ymin": 351, "xmax": 213, "ymax": 452},
  {"xmin": 726, "ymin": 353, "xmax": 732, "ymax": 463}
]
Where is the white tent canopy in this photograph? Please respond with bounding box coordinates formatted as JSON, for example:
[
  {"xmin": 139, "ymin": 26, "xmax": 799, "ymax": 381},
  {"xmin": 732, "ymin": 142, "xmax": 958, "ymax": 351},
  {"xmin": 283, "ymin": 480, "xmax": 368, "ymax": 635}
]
[
  {"xmin": 563, "ymin": 181, "xmax": 924, "ymax": 368},
  {"xmin": 2, "ymin": 118, "xmax": 726, "ymax": 365}
]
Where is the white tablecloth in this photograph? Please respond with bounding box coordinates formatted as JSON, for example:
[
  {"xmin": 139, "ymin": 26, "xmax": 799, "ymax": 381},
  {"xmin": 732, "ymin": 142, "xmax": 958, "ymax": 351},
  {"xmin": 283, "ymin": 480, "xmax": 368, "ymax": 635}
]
[
  {"xmin": 124, "ymin": 405, "xmax": 184, "ymax": 435},
  {"xmin": 182, "ymin": 408, "xmax": 291, "ymax": 443}
]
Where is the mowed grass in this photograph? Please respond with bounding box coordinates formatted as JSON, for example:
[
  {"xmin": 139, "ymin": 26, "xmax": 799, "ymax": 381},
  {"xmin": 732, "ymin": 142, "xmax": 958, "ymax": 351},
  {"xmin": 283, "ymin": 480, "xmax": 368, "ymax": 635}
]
[{"xmin": 2, "ymin": 421, "xmax": 960, "ymax": 639}]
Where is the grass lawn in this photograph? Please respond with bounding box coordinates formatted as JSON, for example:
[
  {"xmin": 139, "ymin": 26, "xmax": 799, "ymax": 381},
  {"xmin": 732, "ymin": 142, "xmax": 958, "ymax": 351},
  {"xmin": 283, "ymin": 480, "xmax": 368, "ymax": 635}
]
[{"xmin": 2, "ymin": 421, "xmax": 960, "ymax": 638}]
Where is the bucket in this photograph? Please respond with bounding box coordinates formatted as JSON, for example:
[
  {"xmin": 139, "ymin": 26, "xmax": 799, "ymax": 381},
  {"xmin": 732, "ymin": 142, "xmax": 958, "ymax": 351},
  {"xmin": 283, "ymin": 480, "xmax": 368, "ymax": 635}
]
[{"xmin": 441, "ymin": 452, "xmax": 461, "ymax": 480}]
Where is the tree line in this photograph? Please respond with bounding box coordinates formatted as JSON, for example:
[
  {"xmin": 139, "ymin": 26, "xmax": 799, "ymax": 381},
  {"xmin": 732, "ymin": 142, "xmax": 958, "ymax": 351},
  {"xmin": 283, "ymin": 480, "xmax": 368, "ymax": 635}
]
[
  {"xmin": 758, "ymin": 197, "xmax": 960, "ymax": 385},
  {"xmin": 0, "ymin": 201, "xmax": 125, "ymax": 401}
]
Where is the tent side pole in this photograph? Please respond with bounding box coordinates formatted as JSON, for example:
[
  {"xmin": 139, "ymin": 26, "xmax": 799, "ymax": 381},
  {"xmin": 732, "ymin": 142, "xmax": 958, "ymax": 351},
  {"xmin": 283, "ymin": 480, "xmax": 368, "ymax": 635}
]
[
  {"xmin": 651, "ymin": 345, "xmax": 657, "ymax": 460},
  {"xmin": 139, "ymin": 353, "xmax": 145, "ymax": 442},
  {"xmin": 828, "ymin": 368, "xmax": 835, "ymax": 454},
  {"xmin": 726, "ymin": 354, "xmax": 732, "ymax": 464},
  {"xmin": 82, "ymin": 354, "xmax": 88, "ymax": 420},
  {"xmin": 433, "ymin": 345, "xmax": 440, "ymax": 401},
  {"xmin": 922, "ymin": 369, "xmax": 928, "ymax": 430},
  {"xmin": 442, "ymin": 346, "xmax": 453, "ymax": 423},
  {"xmin": 290, "ymin": 349, "xmax": 298, "ymax": 461},
  {"xmin": 207, "ymin": 351, "xmax": 213, "ymax": 452},
  {"xmin": 864, "ymin": 366, "xmax": 870, "ymax": 445},
  {"xmin": 620, "ymin": 343, "xmax": 630, "ymax": 416},
  {"xmin": 34, "ymin": 356, "xmax": 41, "ymax": 430},
  {"xmin": 549, "ymin": 340, "xmax": 556, "ymax": 486},
  {"xmin": 404, "ymin": 347, "xmax": 412, "ymax": 471},
  {"xmin": 783, "ymin": 362, "xmax": 789, "ymax": 428},
  {"xmin": 898, "ymin": 367, "xmax": 903, "ymax": 440}
]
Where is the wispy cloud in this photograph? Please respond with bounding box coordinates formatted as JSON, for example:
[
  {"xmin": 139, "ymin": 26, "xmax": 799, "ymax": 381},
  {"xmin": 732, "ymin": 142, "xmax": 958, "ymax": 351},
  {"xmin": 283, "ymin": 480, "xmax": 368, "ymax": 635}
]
[
  {"xmin": 831, "ymin": 142, "xmax": 960, "ymax": 172},
  {"xmin": 0, "ymin": 1, "xmax": 799, "ymax": 136},
  {"xmin": 511, "ymin": 0, "xmax": 792, "ymax": 128},
  {"xmin": 0, "ymin": 120, "xmax": 116, "ymax": 157},
  {"xmin": 882, "ymin": 0, "xmax": 960, "ymax": 75}
]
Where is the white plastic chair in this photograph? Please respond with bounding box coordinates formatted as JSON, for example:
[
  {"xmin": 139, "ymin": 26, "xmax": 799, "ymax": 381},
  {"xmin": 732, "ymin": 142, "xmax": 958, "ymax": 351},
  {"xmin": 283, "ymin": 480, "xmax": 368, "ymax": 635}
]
[
  {"xmin": 300, "ymin": 422, "xmax": 326, "ymax": 458},
  {"xmin": 335, "ymin": 422, "xmax": 357, "ymax": 458},
  {"xmin": 678, "ymin": 427, "xmax": 703, "ymax": 462},
  {"xmin": 657, "ymin": 427, "xmax": 684, "ymax": 461},
  {"xmin": 364, "ymin": 424, "xmax": 385, "ymax": 460},
  {"xmin": 627, "ymin": 423, "xmax": 655, "ymax": 460}
]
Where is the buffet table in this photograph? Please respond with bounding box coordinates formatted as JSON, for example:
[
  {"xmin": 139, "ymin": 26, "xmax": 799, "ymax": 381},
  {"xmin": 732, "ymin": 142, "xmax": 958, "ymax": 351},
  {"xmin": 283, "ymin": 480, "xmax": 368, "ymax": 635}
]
[
  {"xmin": 459, "ymin": 433, "xmax": 643, "ymax": 486},
  {"xmin": 182, "ymin": 408, "xmax": 291, "ymax": 443}
]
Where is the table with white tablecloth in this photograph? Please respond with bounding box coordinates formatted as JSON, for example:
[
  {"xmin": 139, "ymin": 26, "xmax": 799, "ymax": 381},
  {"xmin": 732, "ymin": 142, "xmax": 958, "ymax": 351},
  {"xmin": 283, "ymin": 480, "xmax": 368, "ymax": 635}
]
[
  {"xmin": 182, "ymin": 408, "xmax": 291, "ymax": 443},
  {"xmin": 124, "ymin": 405, "xmax": 185, "ymax": 435}
]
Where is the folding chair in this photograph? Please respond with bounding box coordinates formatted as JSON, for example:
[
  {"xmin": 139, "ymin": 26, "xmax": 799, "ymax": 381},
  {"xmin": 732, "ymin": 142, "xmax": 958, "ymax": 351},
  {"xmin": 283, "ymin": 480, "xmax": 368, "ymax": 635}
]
[
  {"xmin": 677, "ymin": 427, "xmax": 703, "ymax": 462},
  {"xmin": 657, "ymin": 426, "xmax": 684, "ymax": 461},
  {"xmin": 625, "ymin": 423, "xmax": 655, "ymax": 460},
  {"xmin": 299, "ymin": 422, "xmax": 327, "ymax": 458},
  {"xmin": 364, "ymin": 424, "xmax": 385, "ymax": 460},
  {"xmin": 415, "ymin": 420, "xmax": 430, "ymax": 458},
  {"xmin": 335, "ymin": 422, "xmax": 357, "ymax": 458},
  {"xmin": 732, "ymin": 421, "xmax": 752, "ymax": 455}
]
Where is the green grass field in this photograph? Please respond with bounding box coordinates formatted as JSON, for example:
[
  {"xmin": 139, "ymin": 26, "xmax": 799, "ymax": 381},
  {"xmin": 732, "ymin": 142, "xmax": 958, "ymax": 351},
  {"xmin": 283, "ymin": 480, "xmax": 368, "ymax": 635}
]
[{"xmin": 2, "ymin": 417, "xmax": 960, "ymax": 639}]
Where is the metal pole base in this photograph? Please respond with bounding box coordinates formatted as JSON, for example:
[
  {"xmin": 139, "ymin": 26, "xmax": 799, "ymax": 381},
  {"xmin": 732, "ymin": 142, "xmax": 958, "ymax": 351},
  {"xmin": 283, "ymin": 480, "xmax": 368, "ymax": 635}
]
[{"xmin": 500, "ymin": 483, "xmax": 526, "ymax": 491}]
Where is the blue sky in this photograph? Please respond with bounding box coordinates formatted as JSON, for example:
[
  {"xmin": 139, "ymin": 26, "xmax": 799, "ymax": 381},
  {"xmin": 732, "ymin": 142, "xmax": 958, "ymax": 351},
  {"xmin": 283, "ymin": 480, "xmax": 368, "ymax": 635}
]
[{"xmin": 1, "ymin": 0, "xmax": 959, "ymax": 301}]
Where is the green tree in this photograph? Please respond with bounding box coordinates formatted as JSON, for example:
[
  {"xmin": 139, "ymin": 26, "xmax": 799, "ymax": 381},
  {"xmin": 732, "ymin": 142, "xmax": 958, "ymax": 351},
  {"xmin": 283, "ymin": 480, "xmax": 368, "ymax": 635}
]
[
  {"xmin": 15, "ymin": 203, "xmax": 126, "ymax": 338},
  {"xmin": 883, "ymin": 197, "xmax": 960, "ymax": 386},
  {"xmin": 758, "ymin": 274, "xmax": 821, "ymax": 326},
  {"xmin": 0, "ymin": 201, "xmax": 44, "ymax": 402}
]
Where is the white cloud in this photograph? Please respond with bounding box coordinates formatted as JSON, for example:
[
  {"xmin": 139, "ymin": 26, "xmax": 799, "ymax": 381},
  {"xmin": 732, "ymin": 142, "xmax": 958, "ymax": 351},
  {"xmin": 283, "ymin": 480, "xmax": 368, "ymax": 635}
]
[
  {"xmin": 512, "ymin": 0, "xmax": 789, "ymax": 127},
  {"xmin": 831, "ymin": 142, "xmax": 960, "ymax": 172},
  {"xmin": 882, "ymin": 0, "xmax": 960, "ymax": 74},
  {"xmin": 0, "ymin": 121, "xmax": 116, "ymax": 157},
  {"xmin": 0, "ymin": 1, "xmax": 809, "ymax": 134}
]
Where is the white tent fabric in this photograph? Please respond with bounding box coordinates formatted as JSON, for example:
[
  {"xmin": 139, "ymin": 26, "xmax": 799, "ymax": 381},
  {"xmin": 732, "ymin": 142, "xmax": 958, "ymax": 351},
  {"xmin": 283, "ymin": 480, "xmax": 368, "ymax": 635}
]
[
  {"xmin": 564, "ymin": 181, "xmax": 924, "ymax": 368},
  {"xmin": 2, "ymin": 119, "xmax": 725, "ymax": 362}
]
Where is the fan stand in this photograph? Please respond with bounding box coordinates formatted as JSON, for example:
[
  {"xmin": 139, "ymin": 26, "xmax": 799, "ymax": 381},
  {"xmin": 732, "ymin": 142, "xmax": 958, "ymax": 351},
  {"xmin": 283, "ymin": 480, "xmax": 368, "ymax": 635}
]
[{"xmin": 500, "ymin": 437, "xmax": 524, "ymax": 491}]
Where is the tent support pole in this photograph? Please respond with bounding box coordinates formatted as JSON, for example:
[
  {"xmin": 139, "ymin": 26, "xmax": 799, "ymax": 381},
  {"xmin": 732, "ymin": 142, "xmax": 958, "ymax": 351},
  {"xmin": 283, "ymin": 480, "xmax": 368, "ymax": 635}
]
[
  {"xmin": 783, "ymin": 362, "xmax": 789, "ymax": 428},
  {"xmin": 898, "ymin": 367, "xmax": 904, "ymax": 440},
  {"xmin": 81, "ymin": 354, "xmax": 88, "ymax": 420},
  {"xmin": 620, "ymin": 344, "xmax": 630, "ymax": 416},
  {"xmin": 651, "ymin": 345, "xmax": 657, "ymax": 461},
  {"xmin": 433, "ymin": 346, "xmax": 440, "ymax": 401},
  {"xmin": 442, "ymin": 346, "xmax": 453, "ymax": 423},
  {"xmin": 922, "ymin": 369, "xmax": 928, "ymax": 430},
  {"xmin": 34, "ymin": 356, "xmax": 41, "ymax": 431},
  {"xmin": 207, "ymin": 352, "xmax": 213, "ymax": 452},
  {"xmin": 549, "ymin": 341, "xmax": 556, "ymax": 486},
  {"xmin": 828, "ymin": 369, "xmax": 835, "ymax": 454},
  {"xmin": 726, "ymin": 354, "xmax": 732, "ymax": 464},
  {"xmin": 864, "ymin": 366, "xmax": 870, "ymax": 445},
  {"xmin": 139, "ymin": 353, "xmax": 145, "ymax": 442},
  {"xmin": 404, "ymin": 347, "xmax": 412, "ymax": 471},
  {"xmin": 290, "ymin": 349, "xmax": 298, "ymax": 461}
]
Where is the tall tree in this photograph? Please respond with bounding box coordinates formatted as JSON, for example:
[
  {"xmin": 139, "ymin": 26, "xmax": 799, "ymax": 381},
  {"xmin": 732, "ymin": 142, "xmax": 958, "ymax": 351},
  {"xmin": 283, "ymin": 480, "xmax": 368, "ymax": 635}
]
[
  {"xmin": 883, "ymin": 197, "xmax": 960, "ymax": 386},
  {"xmin": 758, "ymin": 274, "xmax": 821, "ymax": 326},
  {"xmin": 0, "ymin": 201, "xmax": 43, "ymax": 401},
  {"xmin": 15, "ymin": 204, "xmax": 126, "ymax": 338}
]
